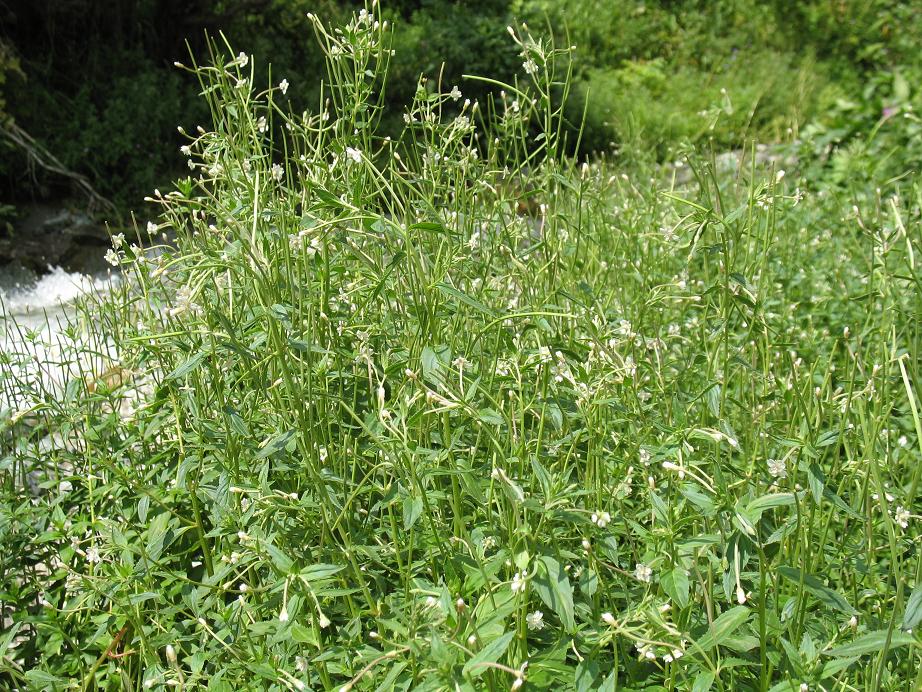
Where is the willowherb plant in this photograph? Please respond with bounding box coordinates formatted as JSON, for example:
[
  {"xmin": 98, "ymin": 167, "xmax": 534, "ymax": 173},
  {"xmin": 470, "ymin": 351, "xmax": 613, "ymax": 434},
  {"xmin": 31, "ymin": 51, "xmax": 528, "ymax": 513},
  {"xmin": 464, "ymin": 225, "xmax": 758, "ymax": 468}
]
[{"xmin": 1, "ymin": 3, "xmax": 921, "ymax": 690}]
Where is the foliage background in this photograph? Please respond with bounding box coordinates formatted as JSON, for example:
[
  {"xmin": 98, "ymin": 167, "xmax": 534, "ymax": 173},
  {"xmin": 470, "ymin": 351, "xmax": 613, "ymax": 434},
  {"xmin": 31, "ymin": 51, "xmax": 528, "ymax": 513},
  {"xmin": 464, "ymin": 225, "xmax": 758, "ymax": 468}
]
[{"xmin": 1, "ymin": 0, "xmax": 921, "ymax": 214}]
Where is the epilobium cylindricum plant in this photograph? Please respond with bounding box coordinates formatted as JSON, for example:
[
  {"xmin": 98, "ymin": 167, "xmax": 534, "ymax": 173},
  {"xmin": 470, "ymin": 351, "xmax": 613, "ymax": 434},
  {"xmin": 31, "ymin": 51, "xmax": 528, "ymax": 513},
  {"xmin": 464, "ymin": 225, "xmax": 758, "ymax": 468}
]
[{"xmin": 2, "ymin": 2, "xmax": 921, "ymax": 690}]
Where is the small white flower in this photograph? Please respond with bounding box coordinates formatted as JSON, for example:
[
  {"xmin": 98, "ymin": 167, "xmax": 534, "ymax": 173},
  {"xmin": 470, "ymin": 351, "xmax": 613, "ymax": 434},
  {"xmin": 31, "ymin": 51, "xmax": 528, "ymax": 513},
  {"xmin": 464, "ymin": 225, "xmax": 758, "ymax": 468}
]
[
  {"xmin": 526, "ymin": 610, "xmax": 544, "ymax": 631},
  {"xmin": 146, "ymin": 221, "xmax": 158, "ymax": 236},
  {"xmin": 591, "ymin": 511, "xmax": 611, "ymax": 528},
  {"xmin": 767, "ymin": 458, "xmax": 786, "ymax": 479},
  {"xmin": 85, "ymin": 546, "xmax": 102, "ymax": 563},
  {"xmin": 634, "ymin": 563, "xmax": 652, "ymax": 583},
  {"xmin": 523, "ymin": 58, "xmax": 538, "ymax": 75},
  {"xmin": 279, "ymin": 78, "xmax": 290, "ymax": 95},
  {"xmin": 236, "ymin": 51, "xmax": 249, "ymax": 67},
  {"xmin": 345, "ymin": 147, "xmax": 362, "ymax": 164},
  {"xmin": 317, "ymin": 613, "xmax": 331, "ymax": 628},
  {"xmin": 180, "ymin": 145, "xmax": 191, "ymax": 156},
  {"xmin": 894, "ymin": 505, "xmax": 910, "ymax": 529},
  {"xmin": 511, "ymin": 571, "xmax": 527, "ymax": 594},
  {"xmin": 279, "ymin": 607, "xmax": 289, "ymax": 622},
  {"xmin": 601, "ymin": 612, "xmax": 617, "ymax": 626},
  {"xmin": 111, "ymin": 233, "xmax": 125, "ymax": 249},
  {"xmin": 104, "ymin": 249, "xmax": 120, "ymax": 266},
  {"xmin": 257, "ymin": 116, "xmax": 268, "ymax": 133},
  {"xmin": 271, "ymin": 163, "xmax": 284, "ymax": 182},
  {"xmin": 449, "ymin": 85, "xmax": 462, "ymax": 101},
  {"xmin": 235, "ymin": 78, "xmax": 248, "ymax": 89}
]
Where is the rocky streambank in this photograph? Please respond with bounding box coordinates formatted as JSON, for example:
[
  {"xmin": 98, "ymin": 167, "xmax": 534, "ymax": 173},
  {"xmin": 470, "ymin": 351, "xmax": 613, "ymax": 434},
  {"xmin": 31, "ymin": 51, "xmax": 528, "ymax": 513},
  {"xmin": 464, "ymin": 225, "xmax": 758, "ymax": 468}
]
[{"xmin": 0, "ymin": 204, "xmax": 112, "ymax": 275}]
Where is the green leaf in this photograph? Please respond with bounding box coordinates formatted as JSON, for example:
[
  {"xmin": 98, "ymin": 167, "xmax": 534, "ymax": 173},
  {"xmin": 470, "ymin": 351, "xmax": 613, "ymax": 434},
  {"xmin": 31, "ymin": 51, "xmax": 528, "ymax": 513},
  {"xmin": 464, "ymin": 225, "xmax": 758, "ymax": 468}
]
[
  {"xmin": 902, "ymin": 585, "xmax": 922, "ymax": 631},
  {"xmin": 692, "ymin": 671, "xmax": 715, "ymax": 692},
  {"xmin": 806, "ymin": 462, "xmax": 825, "ymax": 505},
  {"xmin": 300, "ymin": 564, "xmax": 345, "ymax": 583},
  {"xmin": 166, "ymin": 349, "xmax": 208, "ymax": 380},
  {"xmin": 264, "ymin": 542, "xmax": 294, "ymax": 573},
  {"xmin": 778, "ymin": 566, "xmax": 857, "ymax": 615},
  {"xmin": 436, "ymin": 282, "xmax": 495, "ymax": 317},
  {"xmin": 462, "ymin": 630, "xmax": 514, "ymax": 678},
  {"xmin": 256, "ymin": 430, "xmax": 296, "ymax": 459},
  {"xmin": 695, "ymin": 606, "xmax": 750, "ymax": 651},
  {"xmin": 746, "ymin": 493, "xmax": 796, "ymax": 515},
  {"xmin": 478, "ymin": 408, "xmax": 504, "ymax": 426},
  {"xmin": 662, "ymin": 567, "xmax": 690, "ymax": 608},
  {"xmin": 421, "ymin": 345, "xmax": 448, "ymax": 384},
  {"xmin": 290, "ymin": 622, "xmax": 318, "ymax": 645},
  {"xmin": 25, "ymin": 670, "xmax": 67, "ymax": 687},
  {"xmin": 533, "ymin": 555, "xmax": 576, "ymax": 632},
  {"xmin": 824, "ymin": 630, "xmax": 917, "ymax": 657},
  {"xmin": 403, "ymin": 494, "xmax": 423, "ymax": 530},
  {"xmin": 704, "ymin": 383, "xmax": 721, "ymax": 417}
]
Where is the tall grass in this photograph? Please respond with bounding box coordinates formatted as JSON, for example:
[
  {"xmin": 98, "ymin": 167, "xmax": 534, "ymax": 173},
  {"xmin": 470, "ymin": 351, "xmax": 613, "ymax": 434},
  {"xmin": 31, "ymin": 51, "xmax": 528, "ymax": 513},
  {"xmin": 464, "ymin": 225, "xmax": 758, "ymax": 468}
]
[{"xmin": 1, "ymin": 4, "xmax": 920, "ymax": 690}]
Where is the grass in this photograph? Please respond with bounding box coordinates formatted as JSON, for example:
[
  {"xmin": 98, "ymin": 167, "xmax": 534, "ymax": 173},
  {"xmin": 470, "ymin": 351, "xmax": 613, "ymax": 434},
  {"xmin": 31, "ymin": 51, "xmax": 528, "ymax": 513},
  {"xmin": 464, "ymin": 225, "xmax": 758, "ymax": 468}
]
[{"xmin": 2, "ymin": 5, "xmax": 921, "ymax": 690}]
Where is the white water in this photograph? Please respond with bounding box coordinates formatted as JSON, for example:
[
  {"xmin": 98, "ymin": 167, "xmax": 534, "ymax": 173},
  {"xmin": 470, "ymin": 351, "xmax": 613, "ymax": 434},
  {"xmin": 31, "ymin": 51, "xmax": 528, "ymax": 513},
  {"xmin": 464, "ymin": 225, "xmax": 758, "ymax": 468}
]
[{"xmin": 1, "ymin": 265, "xmax": 116, "ymax": 411}]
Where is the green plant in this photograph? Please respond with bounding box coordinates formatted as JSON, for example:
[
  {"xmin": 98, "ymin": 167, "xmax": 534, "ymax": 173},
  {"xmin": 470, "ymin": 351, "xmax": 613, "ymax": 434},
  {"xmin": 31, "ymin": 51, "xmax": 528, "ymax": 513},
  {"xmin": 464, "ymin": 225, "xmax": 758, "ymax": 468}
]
[{"xmin": 2, "ymin": 4, "xmax": 921, "ymax": 691}]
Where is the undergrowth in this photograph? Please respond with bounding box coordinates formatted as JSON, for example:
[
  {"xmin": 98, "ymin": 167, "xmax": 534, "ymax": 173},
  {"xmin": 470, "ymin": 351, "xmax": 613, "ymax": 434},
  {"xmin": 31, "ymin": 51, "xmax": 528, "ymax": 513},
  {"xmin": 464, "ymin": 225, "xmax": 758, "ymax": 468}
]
[{"xmin": 1, "ymin": 4, "xmax": 921, "ymax": 690}]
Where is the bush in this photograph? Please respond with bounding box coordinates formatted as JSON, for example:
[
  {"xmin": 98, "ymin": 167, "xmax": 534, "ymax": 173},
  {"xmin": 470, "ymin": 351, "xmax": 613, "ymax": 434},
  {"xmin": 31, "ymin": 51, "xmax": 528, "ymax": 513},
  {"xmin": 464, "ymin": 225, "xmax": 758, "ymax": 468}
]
[{"xmin": 3, "ymin": 6, "xmax": 921, "ymax": 690}]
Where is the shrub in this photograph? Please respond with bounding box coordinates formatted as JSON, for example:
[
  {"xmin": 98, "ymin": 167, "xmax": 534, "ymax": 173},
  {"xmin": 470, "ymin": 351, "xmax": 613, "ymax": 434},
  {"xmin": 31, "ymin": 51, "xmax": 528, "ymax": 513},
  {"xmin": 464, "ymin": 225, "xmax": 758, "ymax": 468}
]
[{"xmin": 2, "ymin": 5, "xmax": 921, "ymax": 691}]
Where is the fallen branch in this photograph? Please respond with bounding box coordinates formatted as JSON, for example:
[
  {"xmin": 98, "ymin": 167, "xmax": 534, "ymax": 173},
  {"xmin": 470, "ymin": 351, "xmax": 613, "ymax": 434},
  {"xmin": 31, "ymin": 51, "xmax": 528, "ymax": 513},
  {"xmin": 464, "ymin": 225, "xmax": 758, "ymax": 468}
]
[{"xmin": 1, "ymin": 120, "xmax": 117, "ymax": 216}]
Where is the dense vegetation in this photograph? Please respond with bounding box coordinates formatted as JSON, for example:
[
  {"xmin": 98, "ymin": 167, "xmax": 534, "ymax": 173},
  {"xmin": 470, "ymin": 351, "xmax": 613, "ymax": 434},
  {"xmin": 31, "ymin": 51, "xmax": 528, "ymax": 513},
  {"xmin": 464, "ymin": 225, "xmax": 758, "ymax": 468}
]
[
  {"xmin": 2, "ymin": 1, "xmax": 922, "ymax": 215},
  {"xmin": 2, "ymin": 2, "xmax": 921, "ymax": 690}
]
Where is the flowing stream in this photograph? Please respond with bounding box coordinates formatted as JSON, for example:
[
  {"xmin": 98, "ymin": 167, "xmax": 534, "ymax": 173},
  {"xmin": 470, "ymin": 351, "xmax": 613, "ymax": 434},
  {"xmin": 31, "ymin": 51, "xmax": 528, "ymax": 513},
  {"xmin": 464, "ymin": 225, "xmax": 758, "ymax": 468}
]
[{"xmin": 1, "ymin": 264, "xmax": 115, "ymax": 411}]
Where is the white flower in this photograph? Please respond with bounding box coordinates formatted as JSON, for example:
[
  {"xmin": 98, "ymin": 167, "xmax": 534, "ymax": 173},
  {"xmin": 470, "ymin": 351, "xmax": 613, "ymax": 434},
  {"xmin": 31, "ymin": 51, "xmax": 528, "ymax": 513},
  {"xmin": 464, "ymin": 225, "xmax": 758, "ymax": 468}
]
[
  {"xmin": 236, "ymin": 51, "xmax": 249, "ymax": 67},
  {"xmin": 317, "ymin": 613, "xmax": 331, "ymax": 628},
  {"xmin": 894, "ymin": 505, "xmax": 910, "ymax": 529},
  {"xmin": 104, "ymin": 249, "xmax": 120, "ymax": 266},
  {"xmin": 601, "ymin": 612, "xmax": 617, "ymax": 626},
  {"xmin": 85, "ymin": 546, "xmax": 101, "ymax": 563},
  {"xmin": 111, "ymin": 233, "xmax": 125, "ymax": 249},
  {"xmin": 345, "ymin": 147, "xmax": 362, "ymax": 164},
  {"xmin": 523, "ymin": 58, "xmax": 538, "ymax": 75},
  {"xmin": 591, "ymin": 511, "xmax": 611, "ymax": 528},
  {"xmin": 449, "ymin": 86, "xmax": 462, "ymax": 101},
  {"xmin": 271, "ymin": 163, "xmax": 284, "ymax": 182},
  {"xmin": 257, "ymin": 116, "xmax": 268, "ymax": 133},
  {"xmin": 180, "ymin": 145, "xmax": 191, "ymax": 156},
  {"xmin": 146, "ymin": 221, "xmax": 158, "ymax": 235},
  {"xmin": 526, "ymin": 610, "xmax": 544, "ymax": 631},
  {"xmin": 511, "ymin": 571, "xmax": 527, "ymax": 594},
  {"xmin": 634, "ymin": 563, "xmax": 652, "ymax": 583},
  {"xmin": 767, "ymin": 458, "xmax": 786, "ymax": 479},
  {"xmin": 235, "ymin": 78, "xmax": 248, "ymax": 89},
  {"xmin": 279, "ymin": 607, "xmax": 289, "ymax": 622},
  {"xmin": 279, "ymin": 78, "xmax": 290, "ymax": 95}
]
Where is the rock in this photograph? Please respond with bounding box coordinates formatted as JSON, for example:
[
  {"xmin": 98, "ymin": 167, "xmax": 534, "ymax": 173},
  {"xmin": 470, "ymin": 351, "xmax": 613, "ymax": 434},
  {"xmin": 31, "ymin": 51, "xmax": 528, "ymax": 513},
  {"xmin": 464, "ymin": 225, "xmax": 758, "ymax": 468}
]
[{"xmin": 0, "ymin": 204, "xmax": 111, "ymax": 274}]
